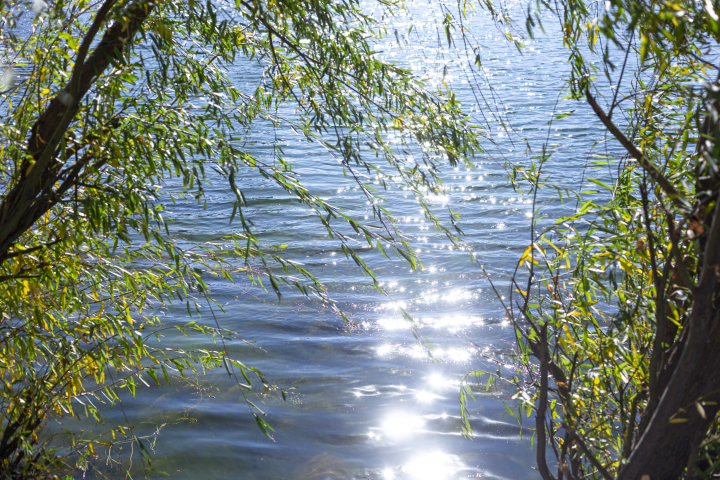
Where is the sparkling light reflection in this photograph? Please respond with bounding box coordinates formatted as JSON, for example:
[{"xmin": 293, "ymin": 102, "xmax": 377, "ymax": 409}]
[
  {"xmin": 436, "ymin": 347, "xmax": 472, "ymax": 363},
  {"xmin": 377, "ymin": 317, "xmax": 408, "ymax": 330},
  {"xmin": 381, "ymin": 412, "xmax": 426, "ymax": 439},
  {"xmin": 376, "ymin": 344, "xmax": 395, "ymax": 356},
  {"xmin": 414, "ymin": 390, "xmax": 445, "ymax": 403},
  {"xmin": 425, "ymin": 373, "xmax": 460, "ymax": 390},
  {"xmin": 374, "ymin": 343, "xmax": 474, "ymax": 363},
  {"xmin": 377, "ymin": 314, "xmax": 482, "ymax": 331},
  {"xmin": 402, "ymin": 452, "xmax": 460, "ymax": 480},
  {"xmin": 425, "ymin": 193, "xmax": 449, "ymax": 204}
]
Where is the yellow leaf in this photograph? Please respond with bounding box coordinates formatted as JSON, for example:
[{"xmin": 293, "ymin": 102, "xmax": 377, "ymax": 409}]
[{"xmin": 519, "ymin": 245, "xmax": 533, "ymax": 265}]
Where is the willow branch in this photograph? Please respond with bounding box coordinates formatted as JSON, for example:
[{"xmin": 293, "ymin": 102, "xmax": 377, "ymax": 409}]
[{"xmin": 586, "ymin": 91, "xmax": 683, "ymax": 208}]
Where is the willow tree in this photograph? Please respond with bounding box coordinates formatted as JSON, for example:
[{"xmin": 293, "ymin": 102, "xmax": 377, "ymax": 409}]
[
  {"xmin": 0, "ymin": 0, "xmax": 480, "ymax": 476},
  {"xmin": 471, "ymin": 0, "xmax": 720, "ymax": 477}
]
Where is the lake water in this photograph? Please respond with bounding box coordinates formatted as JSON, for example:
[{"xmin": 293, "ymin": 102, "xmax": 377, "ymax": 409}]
[{"xmin": 71, "ymin": 1, "xmax": 616, "ymax": 478}]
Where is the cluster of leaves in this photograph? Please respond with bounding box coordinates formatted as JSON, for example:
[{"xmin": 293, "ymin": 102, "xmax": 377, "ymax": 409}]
[{"xmin": 0, "ymin": 0, "xmax": 482, "ymax": 476}]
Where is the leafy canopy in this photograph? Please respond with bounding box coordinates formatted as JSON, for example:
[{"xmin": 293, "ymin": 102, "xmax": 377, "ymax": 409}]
[{"xmin": 0, "ymin": 0, "xmax": 481, "ymax": 475}]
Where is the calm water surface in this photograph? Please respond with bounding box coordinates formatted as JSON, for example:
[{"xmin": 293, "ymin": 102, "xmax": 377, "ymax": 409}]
[{"xmin": 73, "ymin": 2, "xmax": 616, "ymax": 479}]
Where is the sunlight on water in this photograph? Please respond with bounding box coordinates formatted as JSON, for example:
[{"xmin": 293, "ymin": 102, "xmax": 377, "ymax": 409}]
[
  {"xmin": 435, "ymin": 347, "xmax": 472, "ymax": 363},
  {"xmin": 387, "ymin": 301, "xmax": 408, "ymax": 311},
  {"xmin": 382, "ymin": 452, "xmax": 461, "ymax": 480},
  {"xmin": 380, "ymin": 412, "xmax": 426, "ymax": 439},
  {"xmin": 375, "ymin": 343, "xmax": 473, "ymax": 364},
  {"xmin": 351, "ymin": 385, "xmax": 380, "ymax": 397},
  {"xmin": 404, "ymin": 344, "xmax": 428, "ymax": 359},
  {"xmin": 425, "ymin": 315, "xmax": 482, "ymax": 329},
  {"xmin": 440, "ymin": 289, "xmax": 475, "ymax": 303},
  {"xmin": 377, "ymin": 314, "xmax": 482, "ymax": 331},
  {"xmin": 424, "ymin": 193, "xmax": 450, "ymax": 205},
  {"xmin": 413, "ymin": 289, "xmax": 477, "ymax": 306},
  {"xmin": 414, "ymin": 390, "xmax": 446, "ymax": 403},
  {"xmin": 425, "ymin": 373, "xmax": 461, "ymax": 390},
  {"xmin": 403, "ymin": 452, "xmax": 460, "ymax": 480},
  {"xmin": 376, "ymin": 344, "xmax": 395, "ymax": 356},
  {"xmin": 377, "ymin": 317, "xmax": 409, "ymax": 330}
]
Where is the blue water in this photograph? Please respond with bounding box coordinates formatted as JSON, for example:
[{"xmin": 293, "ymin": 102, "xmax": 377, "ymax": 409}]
[{"xmin": 69, "ymin": 1, "xmax": 619, "ymax": 479}]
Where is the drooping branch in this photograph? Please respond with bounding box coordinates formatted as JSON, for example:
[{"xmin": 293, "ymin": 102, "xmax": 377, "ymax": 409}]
[{"xmin": 585, "ymin": 91, "xmax": 684, "ymax": 208}]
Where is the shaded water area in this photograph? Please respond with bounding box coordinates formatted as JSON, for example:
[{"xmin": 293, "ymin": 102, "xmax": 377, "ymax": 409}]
[{"xmin": 67, "ymin": 1, "xmax": 616, "ymax": 479}]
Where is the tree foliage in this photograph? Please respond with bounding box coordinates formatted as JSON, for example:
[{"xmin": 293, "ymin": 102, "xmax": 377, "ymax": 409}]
[
  {"xmin": 0, "ymin": 0, "xmax": 480, "ymax": 475},
  {"xmin": 465, "ymin": 0, "xmax": 720, "ymax": 478}
]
